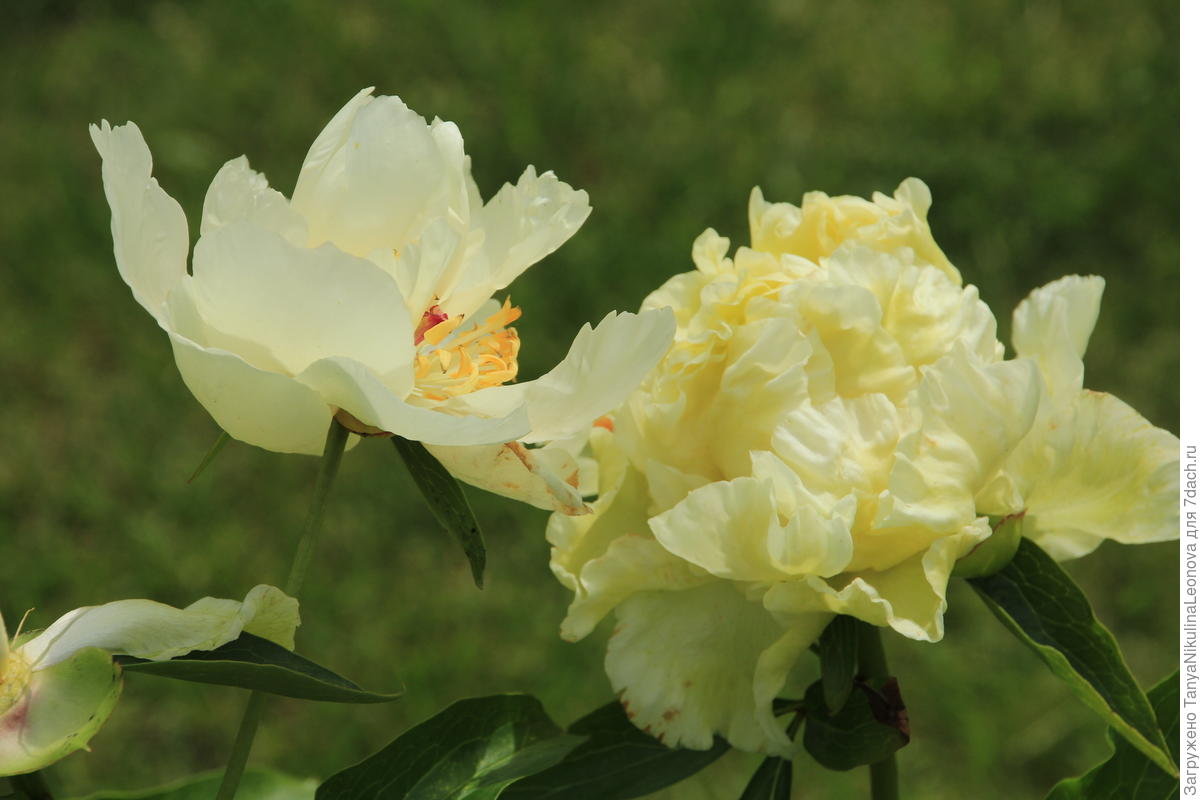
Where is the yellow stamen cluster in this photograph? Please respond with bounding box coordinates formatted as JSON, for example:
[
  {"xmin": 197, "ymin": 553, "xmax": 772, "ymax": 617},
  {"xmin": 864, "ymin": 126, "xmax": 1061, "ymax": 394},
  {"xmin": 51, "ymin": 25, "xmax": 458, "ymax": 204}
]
[
  {"xmin": 414, "ymin": 299, "xmax": 522, "ymax": 402},
  {"xmin": 0, "ymin": 649, "xmax": 31, "ymax": 715}
]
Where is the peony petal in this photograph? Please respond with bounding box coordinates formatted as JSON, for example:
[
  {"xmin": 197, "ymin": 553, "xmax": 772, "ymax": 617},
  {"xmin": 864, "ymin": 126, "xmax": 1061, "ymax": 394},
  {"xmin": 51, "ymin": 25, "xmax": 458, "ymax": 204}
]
[
  {"xmin": 607, "ymin": 582, "xmax": 828, "ymax": 754},
  {"xmin": 19, "ymin": 586, "xmax": 299, "ymax": 669},
  {"xmin": 167, "ymin": 330, "xmax": 335, "ymax": 455},
  {"xmin": 189, "ymin": 222, "xmax": 415, "ymax": 381},
  {"xmin": 291, "ymin": 93, "xmax": 470, "ymax": 257},
  {"xmin": 1011, "ymin": 275, "xmax": 1105, "ymax": 401},
  {"xmin": 296, "ymin": 356, "xmax": 530, "ymax": 446},
  {"xmin": 461, "ymin": 309, "xmax": 675, "ymax": 444},
  {"xmin": 89, "ymin": 120, "xmax": 189, "ymax": 322},
  {"xmin": 648, "ymin": 476, "xmax": 851, "ymax": 582},
  {"xmin": 201, "ymin": 156, "xmax": 308, "ymax": 246},
  {"xmin": 0, "ymin": 647, "xmax": 122, "ymax": 776},
  {"xmin": 443, "ymin": 167, "xmax": 591, "ymax": 317},
  {"xmin": 425, "ymin": 441, "xmax": 589, "ymax": 515},
  {"xmin": 1008, "ymin": 390, "xmax": 1179, "ymax": 560}
]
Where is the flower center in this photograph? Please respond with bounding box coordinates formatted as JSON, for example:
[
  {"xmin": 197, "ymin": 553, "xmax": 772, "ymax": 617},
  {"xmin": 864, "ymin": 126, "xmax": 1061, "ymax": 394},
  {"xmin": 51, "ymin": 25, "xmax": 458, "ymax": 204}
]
[
  {"xmin": 413, "ymin": 299, "xmax": 521, "ymax": 402},
  {"xmin": 0, "ymin": 650, "xmax": 31, "ymax": 716}
]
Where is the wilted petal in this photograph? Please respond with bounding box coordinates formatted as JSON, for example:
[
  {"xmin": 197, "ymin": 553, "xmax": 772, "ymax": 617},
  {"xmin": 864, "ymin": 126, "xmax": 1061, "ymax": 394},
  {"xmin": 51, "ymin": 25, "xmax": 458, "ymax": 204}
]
[
  {"xmin": 19, "ymin": 586, "xmax": 299, "ymax": 669},
  {"xmin": 607, "ymin": 582, "xmax": 829, "ymax": 754},
  {"xmin": 1009, "ymin": 390, "xmax": 1179, "ymax": 560},
  {"xmin": 89, "ymin": 120, "xmax": 188, "ymax": 322},
  {"xmin": 425, "ymin": 441, "xmax": 589, "ymax": 515}
]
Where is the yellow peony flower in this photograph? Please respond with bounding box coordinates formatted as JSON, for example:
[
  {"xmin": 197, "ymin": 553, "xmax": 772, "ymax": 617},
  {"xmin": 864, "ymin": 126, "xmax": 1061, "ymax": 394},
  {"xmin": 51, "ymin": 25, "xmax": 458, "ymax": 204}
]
[
  {"xmin": 548, "ymin": 180, "xmax": 1044, "ymax": 754},
  {"xmin": 91, "ymin": 89, "xmax": 673, "ymax": 512}
]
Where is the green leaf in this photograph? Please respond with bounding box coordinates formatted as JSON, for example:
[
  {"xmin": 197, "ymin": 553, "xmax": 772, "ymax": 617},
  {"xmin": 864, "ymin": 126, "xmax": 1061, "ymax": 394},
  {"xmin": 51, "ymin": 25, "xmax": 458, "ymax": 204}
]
[
  {"xmin": 502, "ymin": 701, "xmax": 730, "ymax": 799},
  {"xmin": 802, "ymin": 678, "xmax": 909, "ymax": 771},
  {"xmin": 737, "ymin": 756, "xmax": 792, "ymax": 800},
  {"xmin": 952, "ymin": 511, "xmax": 1025, "ymax": 578},
  {"xmin": 970, "ymin": 538, "xmax": 1177, "ymax": 777},
  {"xmin": 393, "ymin": 436, "xmax": 486, "ymax": 588},
  {"xmin": 116, "ymin": 633, "xmax": 402, "ymax": 704},
  {"xmin": 1046, "ymin": 671, "xmax": 1180, "ymax": 800},
  {"xmin": 187, "ymin": 431, "xmax": 231, "ymax": 484},
  {"xmin": 818, "ymin": 615, "xmax": 858, "ymax": 714},
  {"xmin": 317, "ymin": 694, "xmax": 582, "ymax": 800},
  {"xmin": 72, "ymin": 768, "xmax": 317, "ymax": 799}
]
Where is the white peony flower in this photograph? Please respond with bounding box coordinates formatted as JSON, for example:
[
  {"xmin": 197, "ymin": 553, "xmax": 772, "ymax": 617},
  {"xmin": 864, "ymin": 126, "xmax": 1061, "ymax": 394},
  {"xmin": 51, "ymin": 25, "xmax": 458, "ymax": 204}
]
[
  {"xmin": 549, "ymin": 180, "xmax": 1043, "ymax": 754},
  {"xmin": 0, "ymin": 586, "xmax": 298, "ymax": 775},
  {"xmin": 91, "ymin": 89, "xmax": 673, "ymax": 512}
]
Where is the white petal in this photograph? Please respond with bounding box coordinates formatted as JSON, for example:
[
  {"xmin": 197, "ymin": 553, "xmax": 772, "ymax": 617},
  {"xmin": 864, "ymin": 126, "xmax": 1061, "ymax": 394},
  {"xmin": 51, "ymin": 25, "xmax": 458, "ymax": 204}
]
[
  {"xmin": 89, "ymin": 120, "xmax": 188, "ymax": 321},
  {"xmin": 189, "ymin": 222, "xmax": 415, "ymax": 380},
  {"xmin": 201, "ymin": 156, "xmax": 308, "ymax": 246},
  {"xmin": 1010, "ymin": 390, "xmax": 1179, "ymax": 559},
  {"xmin": 1012, "ymin": 275, "xmax": 1105, "ymax": 401},
  {"xmin": 462, "ymin": 309, "xmax": 675, "ymax": 443},
  {"xmin": 443, "ymin": 167, "xmax": 591, "ymax": 317},
  {"xmin": 167, "ymin": 330, "xmax": 335, "ymax": 455},
  {"xmin": 291, "ymin": 93, "xmax": 470, "ymax": 257},
  {"xmin": 19, "ymin": 585, "xmax": 299, "ymax": 669},
  {"xmin": 296, "ymin": 356, "xmax": 530, "ymax": 446},
  {"xmin": 425, "ymin": 441, "xmax": 588, "ymax": 514},
  {"xmin": 607, "ymin": 582, "xmax": 828, "ymax": 754}
]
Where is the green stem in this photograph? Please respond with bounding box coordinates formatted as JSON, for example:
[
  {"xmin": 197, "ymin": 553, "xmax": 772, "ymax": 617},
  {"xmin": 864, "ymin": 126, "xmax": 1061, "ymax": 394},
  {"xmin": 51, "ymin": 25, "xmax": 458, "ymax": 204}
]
[
  {"xmin": 9, "ymin": 771, "xmax": 54, "ymax": 800},
  {"xmin": 858, "ymin": 623, "xmax": 899, "ymax": 800},
  {"xmin": 214, "ymin": 419, "xmax": 349, "ymax": 800}
]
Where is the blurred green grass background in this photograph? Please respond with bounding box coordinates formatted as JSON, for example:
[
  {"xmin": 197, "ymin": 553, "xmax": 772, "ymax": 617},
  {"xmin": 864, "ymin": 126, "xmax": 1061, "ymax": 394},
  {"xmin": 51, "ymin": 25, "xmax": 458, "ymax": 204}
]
[{"xmin": 0, "ymin": 1, "xmax": 1177, "ymax": 797}]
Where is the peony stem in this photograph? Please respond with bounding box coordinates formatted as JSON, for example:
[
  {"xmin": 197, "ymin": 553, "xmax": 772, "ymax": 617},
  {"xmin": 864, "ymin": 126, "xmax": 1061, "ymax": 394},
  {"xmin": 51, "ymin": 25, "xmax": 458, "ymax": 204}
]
[
  {"xmin": 215, "ymin": 419, "xmax": 349, "ymax": 800},
  {"xmin": 858, "ymin": 623, "xmax": 899, "ymax": 800}
]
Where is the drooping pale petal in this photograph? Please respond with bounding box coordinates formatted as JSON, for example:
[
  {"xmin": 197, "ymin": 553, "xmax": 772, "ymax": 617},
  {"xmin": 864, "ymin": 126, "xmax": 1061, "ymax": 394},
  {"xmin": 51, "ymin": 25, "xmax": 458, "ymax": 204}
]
[
  {"xmin": 0, "ymin": 647, "xmax": 122, "ymax": 776},
  {"xmin": 188, "ymin": 222, "xmax": 415, "ymax": 381},
  {"xmin": 167, "ymin": 331, "xmax": 335, "ymax": 456},
  {"xmin": 1011, "ymin": 275, "xmax": 1105, "ymax": 401},
  {"xmin": 648, "ymin": 476, "xmax": 852, "ymax": 581},
  {"xmin": 291, "ymin": 92, "xmax": 470, "ymax": 257},
  {"xmin": 89, "ymin": 120, "xmax": 189, "ymax": 322},
  {"xmin": 424, "ymin": 441, "xmax": 589, "ymax": 515},
  {"xmin": 1007, "ymin": 390, "xmax": 1179, "ymax": 560},
  {"xmin": 201, "ymin": 156, "xmax": 308, "ymax": 246},
  {"xmin": 18, "ymin": 585, "xmax": 299, "ymax": 669},
  {"xmin": 607, "ymin": 582, "xmax": 830, "ymax": 754},
  {"xmin": 442, "ymin": 167, "xmax": 592, "ymax": 318},
  {"xmin": 296, "ymin": 356, "xmax": 530, "ymax": 446},
  {"xmin": 459, "ymin": 309, "xmax": 675, "ymax": 444}
]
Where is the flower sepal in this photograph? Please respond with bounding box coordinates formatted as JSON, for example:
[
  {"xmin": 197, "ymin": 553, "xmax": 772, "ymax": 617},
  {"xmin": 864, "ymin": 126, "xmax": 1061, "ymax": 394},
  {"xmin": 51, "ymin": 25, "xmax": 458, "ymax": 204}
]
[{"xmin": 951, "ymin": 512, "xmax": 1024, "ymax": 579}]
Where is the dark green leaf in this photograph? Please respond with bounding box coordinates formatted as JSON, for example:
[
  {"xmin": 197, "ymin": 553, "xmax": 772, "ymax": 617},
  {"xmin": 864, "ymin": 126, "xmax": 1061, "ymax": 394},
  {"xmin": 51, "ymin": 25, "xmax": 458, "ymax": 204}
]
[
  {"xmin": 502, "ymin": 701, "xmax": 730, "ymax": 799},
  {"xmin": 970, "ymin": 538, "xmax": 1176, "ymax": 777},
  {"xmin": 317, "ymin": 694, "xmax": 582, "ymax": 800},
  {"xmin": 117, "ymin": 633, "xmax": 402, "ymax": 704},
  {"xmin": 71, "ymin": 767, "xmax": 316, "ymax": 799},
  {"xmin": 802, "ymin": 678, "xmax": 909, "ymax": 771},
  {"xmin": 818, "ymin": 615, "xmax": 858, "ymax": 713},
  {"xmin": 1046, "ymin": 670, "xmax": 1180, "ymax": 800},
  {"xmin": 737, "ymin": 756, "xmax": 792, "ymax": 800},
  {"xmin": 393, "ymin": 436, "xmax": 486, "ymax": 588}
]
